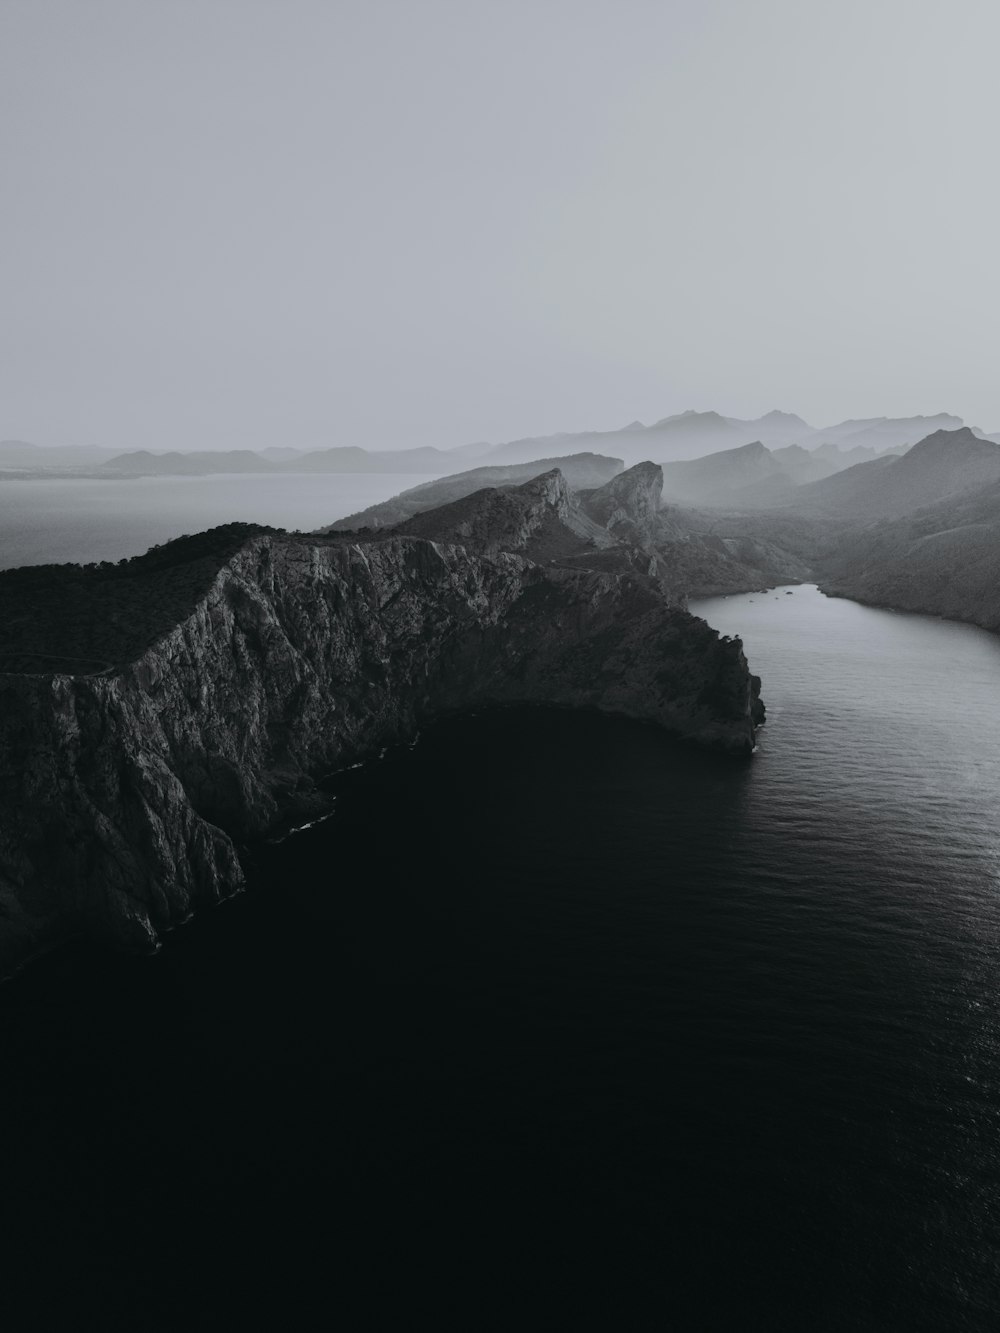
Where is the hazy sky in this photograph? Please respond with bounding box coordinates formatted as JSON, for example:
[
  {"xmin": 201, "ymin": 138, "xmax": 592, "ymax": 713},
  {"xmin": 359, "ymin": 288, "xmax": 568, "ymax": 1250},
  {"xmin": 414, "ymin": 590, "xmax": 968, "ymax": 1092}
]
[{"xmin": 3, "ymin": 0, "xmax": 999, "ymax": 451}]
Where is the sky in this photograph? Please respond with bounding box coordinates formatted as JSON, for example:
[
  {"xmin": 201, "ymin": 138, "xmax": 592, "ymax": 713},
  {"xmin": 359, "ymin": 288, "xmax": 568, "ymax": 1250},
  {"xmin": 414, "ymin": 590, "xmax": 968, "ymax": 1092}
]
[{"xmin": 3, "ymin": 0, "xmax": 999, "ymax": 451}]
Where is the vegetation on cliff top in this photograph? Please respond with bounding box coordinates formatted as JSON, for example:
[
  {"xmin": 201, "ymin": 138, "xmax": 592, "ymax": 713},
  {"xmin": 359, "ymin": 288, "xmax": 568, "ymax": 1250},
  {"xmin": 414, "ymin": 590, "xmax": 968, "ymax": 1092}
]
[{"xmin": 0, "ymin": 523, "xmax": 278, "ymax": 673}]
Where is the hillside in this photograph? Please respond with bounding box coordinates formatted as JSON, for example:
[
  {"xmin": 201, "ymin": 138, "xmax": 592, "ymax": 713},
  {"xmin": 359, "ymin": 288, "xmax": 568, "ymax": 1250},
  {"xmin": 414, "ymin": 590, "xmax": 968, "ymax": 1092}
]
[
  {"xmin": 0, "ymin": 524, "xmax": 274, "ymax": 672},
  {"xmin": 819, "ymin": 477, "xmax": 1000, "ymax": 631},
  {"xmin": 789, "ymin": 431, "xmax": 1000, "ymax": 525},
  {"xmin": 661, "ymin": 441, "xmax": 790, "ymax": 506},
  {"xmin": 651, "ymin": 438, "xmax": 905, "ymax": 509},
  {"xmin": 323, "ymin": 453, "xmax": 622, "ymax": 530},
  {"xmin": 788, "ymin": 429, "xmax": 1000, "ymax": 522},
  {"xmin": 0, "ymin": 470, "xmax": 765, "ymax": 976}
]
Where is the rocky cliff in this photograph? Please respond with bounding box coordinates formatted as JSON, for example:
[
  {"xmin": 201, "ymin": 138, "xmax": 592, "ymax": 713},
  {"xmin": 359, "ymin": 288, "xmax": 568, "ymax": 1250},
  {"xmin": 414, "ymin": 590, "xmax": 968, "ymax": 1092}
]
[
  {"xmin": 0, "ymin": 468, "xmax": 763, "ymax": 975},
  {"xmin": 324, "ymin": 452, "xmax": 623, "ymax": 531},
  {"xmin": 577, "ymin": 460, "xmax": 664, "ymax": 547}
]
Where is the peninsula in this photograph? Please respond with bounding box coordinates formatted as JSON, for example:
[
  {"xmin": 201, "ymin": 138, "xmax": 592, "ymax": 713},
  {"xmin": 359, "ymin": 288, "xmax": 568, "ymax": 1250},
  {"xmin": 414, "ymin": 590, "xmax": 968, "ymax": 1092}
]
[{"xmin": 0, "ymin": 463, "xmax": 763, "ymax": 975}]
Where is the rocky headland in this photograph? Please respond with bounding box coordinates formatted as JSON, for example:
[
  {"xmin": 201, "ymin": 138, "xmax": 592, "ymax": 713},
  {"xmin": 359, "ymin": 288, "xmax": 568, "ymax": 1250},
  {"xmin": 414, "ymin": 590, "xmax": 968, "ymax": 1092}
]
[{"xmin": 0, "ymin": 463, "xmax": 763, "ymax": 975}]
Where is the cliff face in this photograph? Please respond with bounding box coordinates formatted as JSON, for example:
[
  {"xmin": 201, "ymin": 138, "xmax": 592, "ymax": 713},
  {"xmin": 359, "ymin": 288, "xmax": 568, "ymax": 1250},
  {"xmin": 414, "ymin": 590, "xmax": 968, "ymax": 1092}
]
[
  {"xmin": 0, "ymin": 469, "xmax": 763, "ymax": 974},
  {"xmin": 578, "ymin": 461, "xmax": 663, "ymax": 547},
  {"xmin": 324, "ymin": 452, "xmax": 623, "ymax": 532}
]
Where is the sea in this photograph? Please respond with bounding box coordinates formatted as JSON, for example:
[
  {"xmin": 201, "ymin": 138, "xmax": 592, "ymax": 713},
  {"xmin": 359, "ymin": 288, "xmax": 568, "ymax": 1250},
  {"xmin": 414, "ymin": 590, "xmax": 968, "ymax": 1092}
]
[
  {"xmin": 0, "ymin": 472, "xmax": 435, "ymax": 568},
  {"xmin": 1, "ymin": 585, "xmax": 999, "ymax": 1329}
]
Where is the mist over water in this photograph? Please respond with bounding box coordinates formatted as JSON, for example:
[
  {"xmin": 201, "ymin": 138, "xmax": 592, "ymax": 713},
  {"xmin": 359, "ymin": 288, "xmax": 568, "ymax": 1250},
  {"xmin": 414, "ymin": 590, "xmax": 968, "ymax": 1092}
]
[
  {"xmin": 0, "ymin": 473, "xmax": 434, "ymax": 568},
  {"xmin": 2, "ymin": 584, "xmax": 999, "ymax": 1326}
]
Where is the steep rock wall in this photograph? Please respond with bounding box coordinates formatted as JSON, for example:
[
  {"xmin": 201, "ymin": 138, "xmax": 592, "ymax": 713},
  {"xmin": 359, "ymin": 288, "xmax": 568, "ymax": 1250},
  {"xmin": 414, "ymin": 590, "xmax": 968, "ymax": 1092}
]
[{"xmin": 0, "ymin": 532, "xmax": 762, "ymax": 973}]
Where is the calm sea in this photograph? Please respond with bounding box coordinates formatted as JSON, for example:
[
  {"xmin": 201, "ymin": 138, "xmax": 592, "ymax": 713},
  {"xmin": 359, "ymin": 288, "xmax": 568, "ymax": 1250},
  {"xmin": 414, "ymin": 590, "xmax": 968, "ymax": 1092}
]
[
  {"xmin": 0, "ymin": 472, "xmax": 434, "ymax": 568},
  {"xmin": 1, "ymin": 585, "xmax": 999, "ymax": 1328}
]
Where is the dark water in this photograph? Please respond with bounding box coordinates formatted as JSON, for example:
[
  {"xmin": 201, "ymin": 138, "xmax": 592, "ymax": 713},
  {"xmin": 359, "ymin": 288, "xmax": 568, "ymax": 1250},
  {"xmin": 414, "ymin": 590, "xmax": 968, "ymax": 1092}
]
[{"xmin": 3, "ymin": 585, "xmax": 1000, "ymax": 1328}]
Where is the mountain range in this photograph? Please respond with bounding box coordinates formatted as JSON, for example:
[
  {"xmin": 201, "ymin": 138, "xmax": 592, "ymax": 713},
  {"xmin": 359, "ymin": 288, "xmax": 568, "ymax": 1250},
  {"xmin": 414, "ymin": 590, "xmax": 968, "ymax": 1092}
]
[
  {"xmin": 353, "ymin": 425, "xmax": 1000, "ymax": 628},
  {"xmin": 474, "ymin": 410, "xmax": 971, "ymax": 469},
  {"xmin": 783, "ymin": 428, "xmax": 1000, "ymax": 521},
  {"xmin": 4, "ymin": 409, "xmax": 996, "ymax": 477}
]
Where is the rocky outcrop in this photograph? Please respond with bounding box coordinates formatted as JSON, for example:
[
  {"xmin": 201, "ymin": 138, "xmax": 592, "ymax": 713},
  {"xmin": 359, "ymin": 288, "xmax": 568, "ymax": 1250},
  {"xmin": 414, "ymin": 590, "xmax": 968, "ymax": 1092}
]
[
  {"xmin": 393, "ymin": 469, "xmax": 611, "ymax": 559},
  {"xmin": 0, "ymin": 468, "xmax": 764, "ymax": 975},
  {"xmin": 324, "ymin": 452, "xmax": 623, "ymax": 531},
  {"xmin": 578, "ymin": 460, "xmax": 664, "ymax": 547}
]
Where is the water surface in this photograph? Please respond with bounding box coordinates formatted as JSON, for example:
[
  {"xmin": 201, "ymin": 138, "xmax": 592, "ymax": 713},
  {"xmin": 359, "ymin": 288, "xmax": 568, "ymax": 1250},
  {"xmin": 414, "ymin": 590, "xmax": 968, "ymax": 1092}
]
[
  {"xmin": 1, "ymin": 585, "xmax": 999, "ymax": 1328},
  {"xmin": 0, "ymin": 472, "xmax": 432, "ymax": 567}
]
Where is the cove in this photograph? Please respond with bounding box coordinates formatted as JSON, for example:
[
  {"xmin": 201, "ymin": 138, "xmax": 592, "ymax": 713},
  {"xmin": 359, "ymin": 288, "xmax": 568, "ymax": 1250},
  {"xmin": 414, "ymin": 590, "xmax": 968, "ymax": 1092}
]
[{"xmin": 1, "ymin": 585, "xmax": 999, "ymax": 1329}]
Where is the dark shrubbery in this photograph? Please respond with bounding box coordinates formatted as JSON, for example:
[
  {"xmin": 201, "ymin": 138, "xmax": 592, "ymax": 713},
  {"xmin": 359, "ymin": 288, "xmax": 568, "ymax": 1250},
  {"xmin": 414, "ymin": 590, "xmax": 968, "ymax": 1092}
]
[{"xmin": 0, "ymin": 523, "xmax": 278, "ymax": 674}]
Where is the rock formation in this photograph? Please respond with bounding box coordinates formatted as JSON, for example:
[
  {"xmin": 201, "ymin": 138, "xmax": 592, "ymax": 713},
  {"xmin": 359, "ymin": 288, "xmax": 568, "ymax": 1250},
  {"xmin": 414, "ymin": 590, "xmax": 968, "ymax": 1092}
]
[
  {"xmin": 0, "ymin": 465, "xmax": 763, "ymax": 975},
  {"xmin": 577, "ymin": 460, "xmax": 664, "ymax": 547},
  {"xmin": 324, "ymin": 452, "xmax": 623, "ymax": 531}
]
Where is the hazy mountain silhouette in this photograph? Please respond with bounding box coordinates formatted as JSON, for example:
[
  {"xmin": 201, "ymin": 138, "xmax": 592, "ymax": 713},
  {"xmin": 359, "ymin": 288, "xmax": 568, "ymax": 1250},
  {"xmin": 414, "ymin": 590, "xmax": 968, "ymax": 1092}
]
[
  {"xmin": 769, "ymin": 444, "xmax": 850, "ymax": 484},
  {"xmin": 803, "ymin": 413, "xmax": 964, "ymax": 452},
  {"xmin": 467, "ymin": 409, "xmax": 976, "ymax": 470},
  {"xmin": 788, "ymin": 428, "xmax": 1000, "ymax": 521},
  {"xmin": 661, "ymin": 441, "xmax": 790, "ymax": 506},
  {"xmin": 727, "ymin": 410, "xmax": 814, "ymax": 445},
  {"xmin": 5, "ymin": 411, "xmax": 991, "ymax": 481},
  {"xmin": 324, "ymin": 454, "xmax": 623, "ymax": 531},
  {"xmin": 653, "ymin": 437, "xmax": 907, "ymax": 508},
  {"xmin": 101, "ymin": 450, "xmax": 274, "ymax": 475},
  {"xmin": 96, "ymin": 446, "xmax": 457, "ymax": 476}
]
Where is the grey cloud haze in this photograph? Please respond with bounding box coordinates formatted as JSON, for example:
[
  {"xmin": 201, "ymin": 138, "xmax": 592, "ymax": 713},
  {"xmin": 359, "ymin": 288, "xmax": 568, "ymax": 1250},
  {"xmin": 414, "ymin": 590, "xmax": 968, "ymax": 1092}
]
[{"xmin": 3, "ymin": 0, "xmax": 999, "ymax": 451}]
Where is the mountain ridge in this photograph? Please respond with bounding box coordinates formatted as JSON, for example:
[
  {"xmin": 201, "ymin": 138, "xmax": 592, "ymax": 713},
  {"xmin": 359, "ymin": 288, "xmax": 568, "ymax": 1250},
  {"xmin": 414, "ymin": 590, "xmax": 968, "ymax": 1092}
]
[{"xmin": 0, "ymin": 470, "xmax": 764, "ymax": 977}]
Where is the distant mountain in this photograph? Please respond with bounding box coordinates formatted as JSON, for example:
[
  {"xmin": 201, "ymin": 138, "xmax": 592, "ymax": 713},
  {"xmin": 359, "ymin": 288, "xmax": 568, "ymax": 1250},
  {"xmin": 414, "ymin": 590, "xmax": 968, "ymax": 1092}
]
[
  {"xmin": 788, "ymin": 428, "xmax": 1000, "ymax": 522},
  {"xmin": 480, "ymin": 410, "xmax": 801, "ymax": 469},
  {"xmin": 280, "ymin": 446, "xmax": 452, "ymax": 474},
  {"xmin": 661, "ymin": 441, "xmax": 789, "ymax": 506},
  {"xmin": 651, "ymin": 409, "xmax": 741, "ymax": 435},
  {"xmin": 645, "ymin": 411, "xmax": 748, "ymax": 456},
  {"xmin": 820, "ymin": 473, "xmax": 1000, "ymax": 631},
  {"xmin": 805, "ymin": 413, "xmax": 965, "ymax": 452},
  {"xmin": 102, "ymin": 450, "xmax": 273, "ymax": 475},
  {"xmin": 323, "ymin": 454, "xmax": 624, "ymax": 531},
  {"xmin": 770, "ymin": 444, "xmax": 844, "ymax": 485},
  {"xmin": 98, "ymin": 446, "xmax": 456, "ymax": 476},
  {"xmin": 469, "ymin": 409, "xmax": 975, "ymax": 472},
  {"xmin": 653, "ymin": 437, "xmax": 904, "ymax": 508},
  {"xmin": 4, "ymin": 410, "xmax": 982, "ymax": 483},
  {"xmin": 477, "ymin": 431, "xmax": 606, "ymax": 466},
  {"xmin": 810, "ymin": 441, "xmax": 905, "ymax": 469},
  {"xmin": 725, "ymin": 410, "xmax": 814, "ymax": 446}
]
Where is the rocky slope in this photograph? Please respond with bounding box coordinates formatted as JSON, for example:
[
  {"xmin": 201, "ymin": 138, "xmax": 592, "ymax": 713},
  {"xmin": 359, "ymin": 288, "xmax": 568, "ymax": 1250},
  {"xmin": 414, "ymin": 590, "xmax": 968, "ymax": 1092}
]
[
  {"xmin": 785, "ymin": 429, "xmax": 1000, "ymax": 522},
  {"xmin": 0, "ymin": 468, "xmax": 763, "ymax": 975},
  {"xmin": 577, "ymin": 460, "xmax": 664, "ymax": 546},
  {"xmin": 324, "ymin": 453, "xmax": 623, "ymax": 531},
  {"xmin": 818, "ymin": 478, "xmax": 1000, "ymax": 631},
  {"xmin": 661, "ymin": 441, "xmax": 791, "ymax": 507}
]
